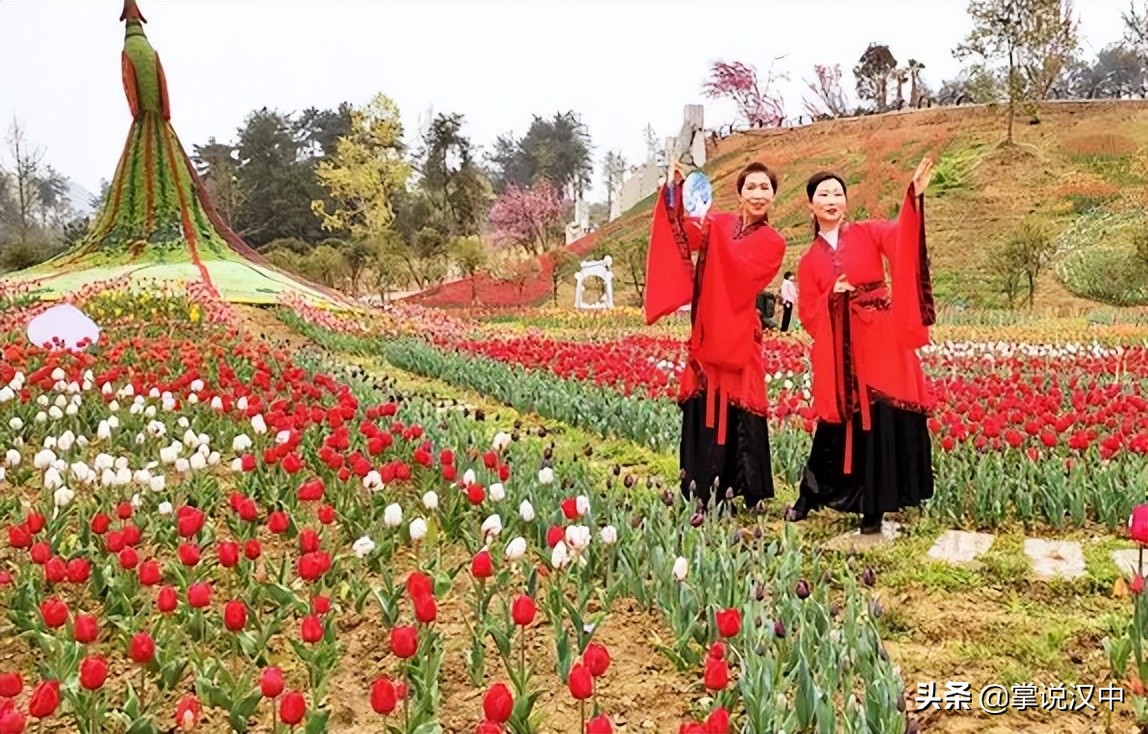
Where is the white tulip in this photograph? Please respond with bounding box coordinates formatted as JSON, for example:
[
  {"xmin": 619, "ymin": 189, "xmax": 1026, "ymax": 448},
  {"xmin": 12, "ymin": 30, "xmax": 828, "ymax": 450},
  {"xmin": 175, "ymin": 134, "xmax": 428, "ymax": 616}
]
[
  {"xmin": 599, "ymin": 526, "xmax": 618, "ymax": 545},
  {"xmin": 0, "ymin": 386, "xmax": 14, "ymax": 402},
  {"xmin": 492, "ymin": 431, "xmax": 512, "ymax": 452},
  {"xmin": 57, "ymin": 431, "xmax": 75, "ymax": 452},
  {"xmin": 53, "ymin": 486, "xmax": 73, "ymax": 507},
  {"xmin": 232, "ymin": 434, "xmax": 252, "ymax": 452},
  {"xmin": 93, "ymin": 453, "xmax": 113, "ymax": 471},
  {"xmin": 352, "ymin": 535, "xmax": 376, "ymax": 558},
  {"xmin": 149, "ymin": 388, "xmax": 161, "ymax": 399},
  {"xmin": 115, "ymin": 456, "xmax": 129, "ymax": 471},
  {"xmin": 43, "ymin": 467, "xmax": 63, "ymax": 491},
  {"xmin": 131, "ymin": 492, "xmax": 143, "ymax": 508},
  {"xmin": 210, "ymin": 396, "xmax": 224, "ymax": 410},
  {"xmin": 9, "ymin": 417, "xmax": 23, "ymax": 431},
  {"xmin": 174, "ymin": 458, "xmax": 190, "ymax": 474},
  {"xmin": 36, "ymin": 395, "xmax": 49, "ymax": 408},
  {"xmin": 384, "ymin": 503, "xmax": 403, "ymax": 528},
  {"xmin": 505, "ymin": 536, "xmax": 527, "ymax": 561},
  {"xmin": 107, "ymin": 415, "xmax": 119, "ymax": 429},
  {"xmin": 575, "ymin": 495, "xmax": 590, "ymax": 516},
  {"xmin": 47, "ymin": 406, "xmax": 63, "ymax": 421},
  {"xmin": 97, "ymin": 421, "xmax": 112, "ymax": 441},
  {"xmin": 518, "ymin": 499, "xmax": 535, "ymax": 522},
  {"xmin": 146, "ymin": 421, "xmax": 166, "ymax": 439},
  {"xmin": 251, "ymin": 414, "xmax": 267, "ymax": 434},
  {"xmin": 275, "ymin": 430, "xmax": 291, "ymax": 446},
  {"xmin": 565, "ymin": 525, "xmax": 591, "ymax": 551},
  {"xmin": 550, "ymin": 540, "xmax": 569, "ymax": 569},
  {"xmin": 54, "ymin": 395, "xmax": 67, "ymax": 409},
  {"xmin": 481, "ymin": 514, "xmax": 503, "ymax": 540},
  {"xmin": 144, "ymin": 405, "xmax": 157, "ymax": 419},
  {"xmin": 422, "ymin": 491, "xmax": 439, "ymax": 510},
  {"xmin": 4, "ymin": 449, "xmax": 19, "ymax": 467},
  {"xmin": 50, "ymin": 368, "xmax": 65, "ymax": 382},
  {"xmin": 0, "ymin": 467, "xmax": 5, "ymax": 483},
  {"xmin": 363, "ymin": 470, "xmax": 384, "ymax": 492},
  {"xmin": 190, "ymin": 379, "xmax": 205, "ymax": 392},
  {"xmin": 537, "ymin": 467, "xmax": 554, "ymax": 485},
  {"xmin": 489, "ymin": 482, "xmax": 506, "ymax": 502},
  {"xmin": 237, "ymin": 396, "xmax": 248, "ymax": 411},
  {"xmin": 149, "ymin": 475, "xmax": 166, "ymax": 493},
  {"xmin": 208, "ymin": 451, "xmax": 221, "ymax": 466},
  {"xmin": 101, "ymin": 382, "xmax": 113, "ymax": 395},
  {"xmin": 463, "ymin": 469, "xmax": 476, "ymax": 486},
  {"xmin": 230, "ymin": 458, "xmax": 244, "ymax": 472},
  {"xmin": 158, "ymin": 501, "xmax": 173, "ymax": 515},
  {"xmin": 409, "ymin": 518, "xmax": 428, "ymax": 541},
  {"xmin": 189, "ymin": 453, "xmax": 207, "ymax": 471},
  {"xmin": 672, "ymin": 556, "xmax": 689, "ymax": 581}
]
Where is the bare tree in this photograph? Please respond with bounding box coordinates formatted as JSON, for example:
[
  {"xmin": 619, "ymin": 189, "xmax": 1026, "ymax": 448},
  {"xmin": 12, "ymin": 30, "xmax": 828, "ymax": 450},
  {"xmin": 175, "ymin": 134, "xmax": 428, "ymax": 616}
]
[
  {"xmin": 854, "ymin": 43, "xmax": 898, "ymax": 111},
  {"xmin": 803, "ymin": 64, "xmax": 851, "ymax": 118},
  {"xmin": 5, "ymin": 118, "xmax": 44, "ymax": 244}
]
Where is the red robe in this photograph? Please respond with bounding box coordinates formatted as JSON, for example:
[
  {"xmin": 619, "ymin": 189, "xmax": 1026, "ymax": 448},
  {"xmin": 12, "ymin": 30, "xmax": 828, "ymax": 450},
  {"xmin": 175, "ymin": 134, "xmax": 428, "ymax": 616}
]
[
  {"xmin": 796, "ymin": 184, "xmax": 936, "ymax": 473},
  {"xmin": 645, "ymin": 181, "xmax": 787, "ymax": 445}
]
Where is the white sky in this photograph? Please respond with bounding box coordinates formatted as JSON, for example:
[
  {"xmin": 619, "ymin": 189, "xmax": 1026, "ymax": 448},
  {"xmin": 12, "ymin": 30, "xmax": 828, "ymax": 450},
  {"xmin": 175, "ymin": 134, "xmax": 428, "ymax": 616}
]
[{"xmin": 0, "ymin": 0, "xmax": 1133, "ymax": 203}]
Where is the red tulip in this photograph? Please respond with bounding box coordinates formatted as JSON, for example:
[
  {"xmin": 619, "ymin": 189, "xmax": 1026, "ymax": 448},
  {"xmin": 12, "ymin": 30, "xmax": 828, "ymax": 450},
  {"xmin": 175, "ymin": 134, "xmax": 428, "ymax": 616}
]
[
  {"xmin": 703, "ymin": 657, "xmax": 729, "ymax": 691},
  {"xmin": 466, "ymin": 484, "xmax": 485, "ymax": 505},
  {"xmin": 471, "ymin": 549, "xmax": 493, "ymax": 579},
  {"xmin": 79, "ymin": 655, "xmax": 108, "ymax": 690},
  {"xmin": 28, "ymin": 679, "xmax": 60, "ymax": 719},
  {"xmin": 187, "ymin": 582, "xmax": 212, "ymax": 608},
  {"xmin": 260, "ymin": 667, "xmax": 285, "ymax": 698},
  {"xmin": 73, "ymin": 613, "xmax": 99, "ymax": 643},
  {"xmin": 66, "ymin": 558, "xmax": 90, "ymax": 584},
  {"xmin": 90, "ymin": 513, "xmax": 110, "ymax": 534},
  {"xmin": 0, "ymin": 703, "xmax": 25, "ymax": 734},
  {"xmin": 25, "ymin": 513, "xmax": 45, "ymax": 534},
  {"xmin": 567, "ymin": 662, "xmax": 593, "ymax": 700},
  {"xmin": 708, "ymin": 642, "xmax": 725, "ymax": 660},
  {"xmin": 586, "ymin": 714, "xmax": 614, "ymax": 734},
  {"xmin": 1130, "ymin": 505, "xmax": 1148, "ymax": 545},
  {"xmin": 118, "ymin": 546, "xmax": 139, "ymax": 570},
  {"xmin": 129, "ymin": 632, "xmax": 156, "ymax": 665},
  {"xmin": 224, "ymin": 600, "xmax": 247, "ymax": 632},
  {"xmin": 476, "ymin": 721, "xmax": 502, "ymax": 734},
  {"xmin": 715, "ymin": 608, "xmax": 741, "ymax": 638},
  {"xmin": 300, "ymin": 615, "xmax": 323, "ymax": 643},
  {"xmin": 482, "ymin": 682, "xmax": 513, "ymax": 723},
  {"xmin": 39, "ymin": 597, "xmax": 68, "ymax": 628},
  {"xmin": 390, "ymin": 625, "xmax": 418, "ymax": 658},
  {"xmin": 583, "ymin": 642, "xmax": 611, "ymax": 677},
  {"xmin": 137, "ymin": 559, "xmax": 162, "ymax": 586},
  {"xmin": 105, "ymin": 530, "xmax": 125, "ymax": 554},
  {"xmin": 679, "ymin": 724, "xmax": 706, "ymax": 734},
  {"xmin": 546, "ymin": 526, "xmax": 564, "ymax": 548},
  {"xmin": 705, "ymin": 706, "xmax": 731, "ymax": 734},
  {"xmin": 175, "ymin": 695, "xmax": 200, "ymax": 730},
  {"xmin": 267, "ymin": 511, "xmax": 289, "ymax": 534},
  {"xmin": 561, "ymin": 497, "xmax": 579, "ymax": 519},
  {"xmin": 1133, "ymin": 575, "xmax": 1145, "ymax": 595},
  {"xmin": 297, "ymin": 551, "xmax": 329, "ymax": 582},
  {"xmin": 311, "ymin": 595, "xmax": 331, "ymax": 615},
  {"xmin": 405, "ymin": 571, "xmax": 433, "ymax": 600},
  {"xmin": 157, "ymin": 586, "xmax": 179, "ymax": 614},
  {"xmin": 122, "ymin": 523, "xmax": 141, "ymax": 546},
  {"xmin": 176, "ymin": 506, "xmax": 206, "ymax": 537},
  {"xmin": 178, "ymin": 543, "xmax": 201, "ymax": 567},
  {"xmin": 217, "ymin": 541, "xmax": 240, "ymax": 568},
  {"xmin": 370, "ymin": 676, "xmax": 397, "ymax": 715},
  {"xmin": 317, "ymin": 504, "xmax": 335, "ymax": 525},
  {"xmin": 414, "ymin": 593, "xmax": 437, "ymax": 624},
  {"xmin": 237, "ymin": 498, "xmax": 259, "ymax": 522},
  {"xmin": 30, "ymin": 541, "xmax": 51, "ymax": 564},
  {"xmin": 279, "ymin": 690, "xmax": 306, "ymax": 725},
  {"xmin": 244, "ymin": 540, "xmax": 262, "ymax": 560},
  {"xmin": 43, "ymin": 556, "xmax": 67, "ymax": 583},
  {"xmin": 0, "ymin": 672, "xmax": 22, "ymax": 698},
  {"xmin": 298, "ymin": 529, "xmax": 320, "ymax": 554},
  {"xmin": 511, "ymin": 595, "xmax": 536, "ymax": 626},
  {"xmin": 116, "ymin": 501, "xmax": 134, "ymax": 520},
  {"xmin": 7, "ymin": 524, "xmax": 31, "ymax": 549}
]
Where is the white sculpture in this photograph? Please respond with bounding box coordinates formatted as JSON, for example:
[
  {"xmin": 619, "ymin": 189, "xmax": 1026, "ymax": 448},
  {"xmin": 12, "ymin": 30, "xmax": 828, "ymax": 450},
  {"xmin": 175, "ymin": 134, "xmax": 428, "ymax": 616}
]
[{"xmin": 574, "ymin": 256, "xmax": 615, "ymax": 310}]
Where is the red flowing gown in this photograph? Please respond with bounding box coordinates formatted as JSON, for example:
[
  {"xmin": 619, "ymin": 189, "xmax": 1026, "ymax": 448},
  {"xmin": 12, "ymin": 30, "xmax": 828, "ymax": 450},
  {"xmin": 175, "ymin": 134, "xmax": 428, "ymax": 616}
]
[
  {"xmin": 645, "ymin": 180, "xmax": 786, "ymax": 508},
  {"xmin": 795, "ymin": 184, "xmax": 936, "ymax": 516}
]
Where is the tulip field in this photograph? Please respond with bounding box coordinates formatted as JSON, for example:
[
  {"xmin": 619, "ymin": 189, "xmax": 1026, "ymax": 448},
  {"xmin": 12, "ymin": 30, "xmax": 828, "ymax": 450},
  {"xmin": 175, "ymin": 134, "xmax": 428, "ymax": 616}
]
[{"xmin": 1, "ymin": 280, "xmax": 1148, "ymax": 734}]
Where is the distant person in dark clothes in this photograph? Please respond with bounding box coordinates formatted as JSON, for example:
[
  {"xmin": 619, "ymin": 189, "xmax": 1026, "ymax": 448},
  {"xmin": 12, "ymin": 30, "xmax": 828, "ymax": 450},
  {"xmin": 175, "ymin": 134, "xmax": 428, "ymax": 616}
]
[
  {"xmin": 779, "ymin": 271, "xmax": 796, "ymax": 332},
  {"xmin": 756, "ymin": 290, "xmax": 778, "ymax": 331}
]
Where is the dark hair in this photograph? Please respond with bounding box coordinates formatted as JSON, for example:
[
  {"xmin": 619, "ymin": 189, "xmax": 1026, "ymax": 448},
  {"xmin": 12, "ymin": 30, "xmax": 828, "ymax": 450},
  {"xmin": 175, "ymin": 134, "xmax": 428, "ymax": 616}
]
[
  {"xmin": 736, "ymin": 162, "xmax": 778, "ymax": 223},
  {"xmin": 784, "ymin": 271, "xmax": 793, "ymax": 279},
  {"xmin": 805, "ymin": 171, "xmax": 848, "ymax": 235},
  {"xmin": 737, "ymin": 162, "xmax": 778, "ymax": 198}
]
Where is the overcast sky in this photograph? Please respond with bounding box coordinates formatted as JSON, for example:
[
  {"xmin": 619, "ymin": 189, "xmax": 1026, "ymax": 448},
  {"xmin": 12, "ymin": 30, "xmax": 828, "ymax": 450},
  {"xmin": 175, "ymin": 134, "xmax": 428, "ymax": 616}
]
[{"xmin": 0, "ymin": 0, "xmax": 1133, "ymax": 203}]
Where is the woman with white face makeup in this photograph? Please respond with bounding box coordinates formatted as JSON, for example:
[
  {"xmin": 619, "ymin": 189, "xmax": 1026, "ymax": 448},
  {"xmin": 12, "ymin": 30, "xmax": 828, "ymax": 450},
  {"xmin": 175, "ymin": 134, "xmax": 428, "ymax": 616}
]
[
  {"xmin": 786, "ymin": 158, "xmax": 938, "ymax": 534},
  {"xmin": 645, "ymin": 160, "xmax": 786, "ymax": 515}
]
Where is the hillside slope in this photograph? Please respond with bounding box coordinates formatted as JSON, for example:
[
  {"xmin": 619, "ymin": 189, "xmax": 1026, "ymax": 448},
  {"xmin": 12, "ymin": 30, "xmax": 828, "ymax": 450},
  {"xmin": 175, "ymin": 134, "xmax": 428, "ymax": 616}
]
[
  {"xmin": 410, "ymin": 101, "xmax": 1148, "ymax": 310},
  {"xmin": 591, "ymin": 100, "xmax": 1148, "ymax": 310}
]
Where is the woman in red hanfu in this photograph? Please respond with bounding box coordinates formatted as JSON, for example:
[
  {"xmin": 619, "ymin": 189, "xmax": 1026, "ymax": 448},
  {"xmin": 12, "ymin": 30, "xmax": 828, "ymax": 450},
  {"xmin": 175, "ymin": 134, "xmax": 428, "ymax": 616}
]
[
  {"xmin": 644, "ymin": 161, "xmax": 787, "ymax": 513},
  {"xmin": 785, "ymin": 158, "xmax": 937, "ymax": 533}
]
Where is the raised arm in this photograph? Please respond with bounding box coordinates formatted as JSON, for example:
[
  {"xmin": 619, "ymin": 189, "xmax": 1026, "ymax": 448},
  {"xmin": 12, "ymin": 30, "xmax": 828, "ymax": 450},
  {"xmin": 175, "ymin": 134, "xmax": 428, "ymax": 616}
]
[{"xmin": 644, "ymin": 179, "xmax": 703, "ymax": 325}]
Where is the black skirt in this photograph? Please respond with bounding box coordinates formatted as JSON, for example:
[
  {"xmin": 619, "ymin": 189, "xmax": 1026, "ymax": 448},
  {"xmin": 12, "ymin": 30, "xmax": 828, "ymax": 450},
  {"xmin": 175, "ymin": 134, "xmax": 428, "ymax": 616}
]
[
  {"xmin": 679, "ymin": 392, "xmax": 775, "ymax": 510},
  {"xmin": 798, "ymin": 398, "xmax": 934, "ymax": 516}
]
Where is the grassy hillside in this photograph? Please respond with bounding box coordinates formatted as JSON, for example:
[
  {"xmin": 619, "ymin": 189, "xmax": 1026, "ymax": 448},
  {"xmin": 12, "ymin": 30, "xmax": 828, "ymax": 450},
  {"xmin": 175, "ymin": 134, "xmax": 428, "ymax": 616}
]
[{"xmin": 591, "ymin": 100, "xmax": 1148, "ymax": 310}]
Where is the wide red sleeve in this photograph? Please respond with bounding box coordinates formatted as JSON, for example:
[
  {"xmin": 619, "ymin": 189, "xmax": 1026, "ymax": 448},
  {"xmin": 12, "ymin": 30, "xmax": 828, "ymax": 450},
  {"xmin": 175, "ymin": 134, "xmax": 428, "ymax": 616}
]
[
  {"xmin": 644, "ymin": 183, "xmax": 703, "ymax": 325},
  {"xmin": 797, "ymin": 253, "xmax": 832, "ymax": 341},
  {"xmin": 859, "ymin": 185, "xmax": 936, "ymax": 349}
]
